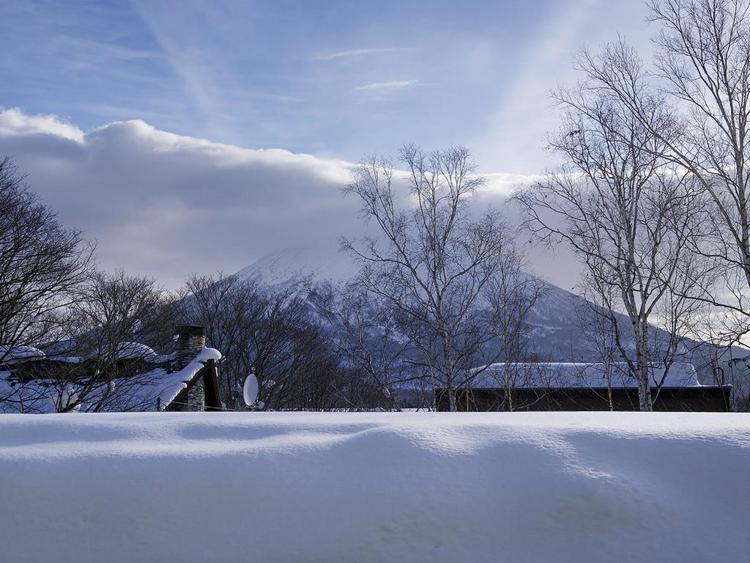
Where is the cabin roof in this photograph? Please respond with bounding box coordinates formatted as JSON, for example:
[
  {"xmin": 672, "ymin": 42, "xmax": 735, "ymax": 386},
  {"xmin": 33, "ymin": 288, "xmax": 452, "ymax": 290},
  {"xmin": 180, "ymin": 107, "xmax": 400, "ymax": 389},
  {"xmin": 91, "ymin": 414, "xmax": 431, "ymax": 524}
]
[
  {"xmin": 466, "ymin": 362, "xmax": 702, "ymax": 389},
  {"xmin": 0, "ymin": 345, "xmax": 46, "ymax": 364},
  {"xmin": 0, "ymin": 345, "xmax": 221, "ymax": 413}
]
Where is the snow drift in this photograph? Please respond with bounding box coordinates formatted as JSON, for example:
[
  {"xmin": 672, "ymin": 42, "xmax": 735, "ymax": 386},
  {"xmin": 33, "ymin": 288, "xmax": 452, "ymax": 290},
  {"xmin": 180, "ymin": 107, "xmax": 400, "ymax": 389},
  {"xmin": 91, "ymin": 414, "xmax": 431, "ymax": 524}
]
[{"xmin": 0, "ymin": 412, "xmax": 748, "ymax": 563}]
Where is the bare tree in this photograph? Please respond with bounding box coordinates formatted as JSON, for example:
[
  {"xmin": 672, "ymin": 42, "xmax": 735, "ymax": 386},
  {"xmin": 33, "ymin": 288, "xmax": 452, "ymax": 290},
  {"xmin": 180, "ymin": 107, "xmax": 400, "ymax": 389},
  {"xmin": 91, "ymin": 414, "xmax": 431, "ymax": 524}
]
[
  {"xmin": 516, "ymin": 76, "xmax": 707, "ymax": 410},
  {"xmin": 41, "ymin": 270, "xmax": 176, "ymax": 412},
  {"xmin": 576, "ymin": 1, "xmax": 750, "ymax": 343},
  {"xmin": 0, "ymin": 158, "xmax": 93, "ymax": 363},
  {"xmin": 343, "ymin": 145, "xmax": 518, "ymax": 411},
  {"xmin": 183, "ymin": 273, "xmax": 262, "ymax": 407},
  {"xmin": 182, "ymin": 273, "xmax": 349, "ymax": 410},
  {"xmin": 70, "ymin": 271, "xmax": 174, "ymax": 357},
  {"xmin": 0, "ymin": 158, "xmax": 93, "ymax": 411},
  {"xmin": 485, "ymin": 253, "xmax": 543, "ymax": 411},
  {"xmin": 243, "ymin": 285, "xmax": 319, "ymax": 410},
  {"xmin": 311, "ymin": 281, "xmax": 416, "ymax": 410}
]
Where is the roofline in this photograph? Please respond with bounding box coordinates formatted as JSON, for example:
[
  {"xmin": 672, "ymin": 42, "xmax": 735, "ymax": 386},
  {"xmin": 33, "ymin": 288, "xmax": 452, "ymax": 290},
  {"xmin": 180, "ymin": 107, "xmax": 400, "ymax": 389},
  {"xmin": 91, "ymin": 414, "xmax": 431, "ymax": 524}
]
[{"xmin": 435, "ymin": 385, "xmax": 732, "ymax": 390}]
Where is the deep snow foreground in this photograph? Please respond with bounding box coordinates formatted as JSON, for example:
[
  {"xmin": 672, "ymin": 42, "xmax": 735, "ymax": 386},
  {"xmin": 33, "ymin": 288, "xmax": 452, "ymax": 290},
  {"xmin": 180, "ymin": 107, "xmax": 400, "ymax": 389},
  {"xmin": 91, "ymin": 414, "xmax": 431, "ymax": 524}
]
[{"xmin": 0, "ymin": 413, "xmax": 748, "ymax": 563}]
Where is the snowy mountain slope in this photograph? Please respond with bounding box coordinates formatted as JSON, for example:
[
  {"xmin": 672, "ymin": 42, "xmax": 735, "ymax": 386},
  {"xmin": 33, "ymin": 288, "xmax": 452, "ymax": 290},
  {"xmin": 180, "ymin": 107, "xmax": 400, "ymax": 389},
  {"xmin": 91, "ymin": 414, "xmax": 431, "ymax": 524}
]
[
  {"xmin": 521, "ymin": 280, "xmax": 647, "ymax": 361},
  {"xmin": 235, "ymin": 244, "xmax": 358, "ymax": 286},
  {"xmin": 233, "ymin": 245, "xmax": 750, "ymax": 402},
  {"xmin": 1, "ymin": 412, "xmax": 748, "ymax": 563},
  {"xmin": 236, "ymin": 245, "xmax": 680, "ymax": 361}
]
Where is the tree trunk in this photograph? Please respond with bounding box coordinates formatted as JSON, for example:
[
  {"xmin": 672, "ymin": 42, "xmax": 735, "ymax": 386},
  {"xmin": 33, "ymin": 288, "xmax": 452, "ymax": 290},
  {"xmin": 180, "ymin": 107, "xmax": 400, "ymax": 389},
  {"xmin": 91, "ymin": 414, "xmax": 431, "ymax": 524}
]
[
  {"xmin": 632, "ymin": 318, "xmax": 654, "ymax": 412},
  {"xmin": 636, "ymin": 324, "xmax": 653, "ymax": 412},
  {"xmin": 447, "ymin": 387, "xmax": 457, "ymax": 412},
  {"xmin": 505, "ymin": 381, "xmax": 514, "ymax": 412},
  {"xmin": 637, "ymin": 370, "xmax": 653, "ymax": 412}
]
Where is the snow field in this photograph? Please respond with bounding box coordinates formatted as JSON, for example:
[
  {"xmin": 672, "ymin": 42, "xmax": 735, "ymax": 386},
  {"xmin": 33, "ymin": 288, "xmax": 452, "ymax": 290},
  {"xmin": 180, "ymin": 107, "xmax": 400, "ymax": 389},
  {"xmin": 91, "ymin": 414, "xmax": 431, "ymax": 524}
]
[{"xmin": 0, "ymin": 412, "xmax": 748, "ymax": 563}]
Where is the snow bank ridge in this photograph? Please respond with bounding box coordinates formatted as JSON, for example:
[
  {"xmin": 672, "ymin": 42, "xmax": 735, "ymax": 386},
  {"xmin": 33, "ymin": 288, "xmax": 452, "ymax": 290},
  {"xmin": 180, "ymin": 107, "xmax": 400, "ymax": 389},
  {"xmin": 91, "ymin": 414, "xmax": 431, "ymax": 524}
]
[{"xmin": 0, "ymin": 412, "xmax": 748, "ymax": 563}]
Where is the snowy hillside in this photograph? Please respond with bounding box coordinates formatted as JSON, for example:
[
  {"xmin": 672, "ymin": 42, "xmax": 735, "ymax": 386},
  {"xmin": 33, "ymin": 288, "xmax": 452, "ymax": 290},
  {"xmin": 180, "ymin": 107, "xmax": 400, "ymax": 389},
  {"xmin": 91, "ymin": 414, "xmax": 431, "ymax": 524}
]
[
  {"xmin": 235, "ymin": 245, "xmax": 701, "ymax": 363},
  {"xmin": 0, "ymin": 412, "xmax": 748, "ymax": 563},
  {"xmin": 235, "ymin": 243, "xmax": 358, "ymax": 286},
  {"xmin": 233, "ymin": 246, "xmax": 750, "ymax": 404}
]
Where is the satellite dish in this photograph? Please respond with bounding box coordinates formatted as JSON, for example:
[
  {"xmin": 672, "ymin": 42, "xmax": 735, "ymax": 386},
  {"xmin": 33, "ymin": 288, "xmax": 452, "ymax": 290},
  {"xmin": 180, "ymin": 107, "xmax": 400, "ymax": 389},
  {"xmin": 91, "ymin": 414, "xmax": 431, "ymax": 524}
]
[{"xmin": 243, "ymin": 373, "xmax": 259, "ymax": 407}]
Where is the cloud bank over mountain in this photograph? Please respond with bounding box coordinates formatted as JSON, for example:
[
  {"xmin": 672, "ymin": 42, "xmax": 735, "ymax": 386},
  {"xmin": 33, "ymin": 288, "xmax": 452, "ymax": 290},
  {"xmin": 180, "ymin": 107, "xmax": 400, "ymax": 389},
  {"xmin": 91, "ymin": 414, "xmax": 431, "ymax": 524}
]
[
  {"xmin": 0, "ymin": 108, "xmax": 576, "ymax": 288},
  {"xmin": 0, "ymin": 109, "xmax": 361, "ymax": 286}
]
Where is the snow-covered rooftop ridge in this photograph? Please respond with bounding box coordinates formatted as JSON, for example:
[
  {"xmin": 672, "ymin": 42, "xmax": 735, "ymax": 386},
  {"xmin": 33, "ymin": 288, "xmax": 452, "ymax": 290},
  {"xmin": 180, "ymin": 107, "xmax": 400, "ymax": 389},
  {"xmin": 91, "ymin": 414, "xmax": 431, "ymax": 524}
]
[
  {"xmin": 0, "ymin": 412, "xmax": 748, "ymax": 562},
  {"xmin": 113, "ymin": 341, "xmax": 173, "ymax": 364},
  {"xmin": 1, "ymin": 341, "xmax": 174, "ymax": 365},
  {"xmin": 153, "ymin": 347, "xmax": 221, "ymax": 409},
  {"xmin": 469, "ymin": 361, "xmax": 701, "ymax": 389},
  {"xmin": 116, "ymin": 341, "xmax": 157, "ymax": 361},
  {"xmin": 0, "ymin": 346, "xmax": 221, "ymax": 413},
  {"xmin": 0, "ymin": 345, "xmax": 45, "ymax": 364}
]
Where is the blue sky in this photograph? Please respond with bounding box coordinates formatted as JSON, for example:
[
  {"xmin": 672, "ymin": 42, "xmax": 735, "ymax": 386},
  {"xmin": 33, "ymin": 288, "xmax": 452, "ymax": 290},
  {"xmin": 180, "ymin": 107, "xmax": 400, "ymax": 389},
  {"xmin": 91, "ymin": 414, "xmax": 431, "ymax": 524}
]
[
  {"xmin": 0, "ymin": 0, "xmax": 653, "ymax": 285},
  {"xmin": 1, "ymin": 0, "xmax": 651, "ymax": 173}
]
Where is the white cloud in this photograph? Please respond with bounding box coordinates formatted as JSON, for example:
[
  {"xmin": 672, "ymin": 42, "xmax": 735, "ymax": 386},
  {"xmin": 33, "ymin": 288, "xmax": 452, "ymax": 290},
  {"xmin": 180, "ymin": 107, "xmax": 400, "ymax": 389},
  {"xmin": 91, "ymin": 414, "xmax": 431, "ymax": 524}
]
[
  {"xmin": 0, "ymin": 109, "xmax": 360, "ymax": 287},
  {"xmin": 482, "ymin": 172, "xmax": 544, "ymax": 195},
  {"xmin": 0, "ymin": 108, "xmax": 84, "ymax": 142},
  {"xmin": 0, "ymin": 109, "xmax": 572, "ymax": 287}
]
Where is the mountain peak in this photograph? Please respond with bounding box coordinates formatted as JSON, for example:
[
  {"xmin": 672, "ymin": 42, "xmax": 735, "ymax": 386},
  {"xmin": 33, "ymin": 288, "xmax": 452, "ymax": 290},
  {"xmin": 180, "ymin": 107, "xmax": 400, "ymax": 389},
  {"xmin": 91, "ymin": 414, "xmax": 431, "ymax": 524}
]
[{"xmin": 235, "ymin": 243, "xmax": 359, "ymax": 286}]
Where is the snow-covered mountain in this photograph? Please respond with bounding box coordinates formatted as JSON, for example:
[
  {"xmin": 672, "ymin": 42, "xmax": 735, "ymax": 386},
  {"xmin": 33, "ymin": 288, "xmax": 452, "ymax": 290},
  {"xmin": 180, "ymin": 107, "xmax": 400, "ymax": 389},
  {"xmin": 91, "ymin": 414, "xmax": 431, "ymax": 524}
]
[
  {"xmin": 236, "ymin": 244, "xmax": 643, "ymax": 361},
  {"xmin": 234, "ymin": 244, "xmax": 748, "ymax": 393},
  {"xmin": 235, "ymin": 244, "xmax": 358, "ymax": 286}
]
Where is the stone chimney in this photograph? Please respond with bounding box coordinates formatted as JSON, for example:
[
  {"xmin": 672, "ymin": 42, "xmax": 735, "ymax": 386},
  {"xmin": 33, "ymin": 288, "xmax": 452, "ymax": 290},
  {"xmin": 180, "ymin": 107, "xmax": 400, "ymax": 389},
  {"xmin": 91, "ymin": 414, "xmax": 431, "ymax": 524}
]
[
  {"xmin": 175, "ymin": 325, "xmax": 206, "ymax": 371},
  {"xmin": 174, "ymin": 325, "xmax": 207, "ymax": 411}
]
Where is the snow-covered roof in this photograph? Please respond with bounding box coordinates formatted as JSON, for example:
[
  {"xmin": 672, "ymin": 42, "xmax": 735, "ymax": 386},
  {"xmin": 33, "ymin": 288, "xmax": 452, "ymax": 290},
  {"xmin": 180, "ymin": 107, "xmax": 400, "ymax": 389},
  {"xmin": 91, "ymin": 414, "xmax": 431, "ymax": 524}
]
[
  {"xmin": 0, "ymin": 347, "xmax": 222, "ymax": 413},
  {"xmin": 146, "ymin": 347, "xmax": 222, "ymax": 410},
  {"xmin": 1, "ymin": 342, "xmax": 173, "ymax": 366},
  {"xmin": 467, "ymin": 362, "xmax": 701, "ymax": 389},
  {"xmin": 116, "ymin": 341, "xmax": 157, "ymax": 361},
  {"xmin": 0, "ymin": 345, "xmax": 46, "ymax": 364}
]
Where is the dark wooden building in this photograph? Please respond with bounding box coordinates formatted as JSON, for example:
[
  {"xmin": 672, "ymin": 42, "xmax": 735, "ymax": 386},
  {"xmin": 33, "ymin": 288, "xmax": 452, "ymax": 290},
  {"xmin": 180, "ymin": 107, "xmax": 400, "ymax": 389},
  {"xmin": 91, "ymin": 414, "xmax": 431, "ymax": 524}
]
[{"xmin": 435, "ymin": 362, "xmax": 732, "ymax": 412}]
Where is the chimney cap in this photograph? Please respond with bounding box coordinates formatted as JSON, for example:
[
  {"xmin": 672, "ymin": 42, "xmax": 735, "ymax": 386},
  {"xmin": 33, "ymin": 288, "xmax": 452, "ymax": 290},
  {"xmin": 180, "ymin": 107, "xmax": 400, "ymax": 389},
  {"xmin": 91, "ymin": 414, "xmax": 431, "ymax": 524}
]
[{"xmin": 175, "ymin": 325, "xmax": 206, "ymax": 337}]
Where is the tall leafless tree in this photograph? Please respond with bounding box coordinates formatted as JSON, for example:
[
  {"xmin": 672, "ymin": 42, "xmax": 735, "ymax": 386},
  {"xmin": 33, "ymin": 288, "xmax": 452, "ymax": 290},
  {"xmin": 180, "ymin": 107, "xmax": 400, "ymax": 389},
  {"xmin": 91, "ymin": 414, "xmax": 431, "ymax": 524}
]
[
  {"xmin": 39, "ymin": 270, "xmax": 177, "ymax": 412},
  {"xmin": 576, "ymin": 286, "xmax": 620, "ymax": 410},
  {"xmin": 0, "ymin": 158, "xmax": 94, "ymax": 410},
  {"xmin": 182, "ymin": 273, "xmax": 262, "ymax": 407},
  {"xmin": 484, "ymin": 252, "xmax": 543, "ymax": 411},
  {"xmin": 0, "ymin": 158, "xmax": 93, "ymax": 363},
  {"xmin": 182, "ymin": 273, "xmax": 349, "ymax": 410},
  {"xmin": 516, "ymin": 76, "xmax": 707, "ymax": 410},
  {"xmin": 577, "ymin": 0, "xmax": 750, "ymax": 343},
  {"xmin": 343, "ymin": 145, "xmax": 520, "ymax": 411},
  {"xmin": 69, "ymin": 270, "xmax": 174, "ymax": 358},
  {"xmin": 311, "ymin": 281, "xmax": 417, "ymax": 410}
]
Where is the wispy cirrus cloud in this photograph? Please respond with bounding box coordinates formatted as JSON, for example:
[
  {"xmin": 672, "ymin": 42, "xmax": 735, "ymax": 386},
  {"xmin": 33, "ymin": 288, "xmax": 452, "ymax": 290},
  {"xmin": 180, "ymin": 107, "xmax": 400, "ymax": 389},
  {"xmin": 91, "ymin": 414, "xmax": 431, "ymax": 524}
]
[
  {"xmin": 313, "ymin": 47, "xmax": 413, "ymax": 61},
  {"xmin": 473, "ymin": 0, "xmax": 652, "ymax": 173},
  {"xmin": 353, "ymin": 80, "xmax": 419, "ymax": 92},
  {"xmin": 56, "ymin": 35, "xmax": 159, "ymax": 62}
]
